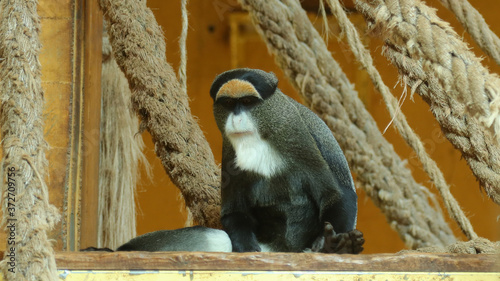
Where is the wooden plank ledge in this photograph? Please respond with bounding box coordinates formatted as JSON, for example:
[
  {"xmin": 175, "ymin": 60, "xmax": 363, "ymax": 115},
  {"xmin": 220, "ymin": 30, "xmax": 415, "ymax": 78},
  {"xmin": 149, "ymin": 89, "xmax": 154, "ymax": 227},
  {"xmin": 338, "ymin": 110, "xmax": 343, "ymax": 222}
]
[
  {"xmin": 52, "ymin": 270, "xmax": 499, "ymax": 281},
  {"xmin": 55, "ymin": 252, "xmax": 499, "ymax": 272}
]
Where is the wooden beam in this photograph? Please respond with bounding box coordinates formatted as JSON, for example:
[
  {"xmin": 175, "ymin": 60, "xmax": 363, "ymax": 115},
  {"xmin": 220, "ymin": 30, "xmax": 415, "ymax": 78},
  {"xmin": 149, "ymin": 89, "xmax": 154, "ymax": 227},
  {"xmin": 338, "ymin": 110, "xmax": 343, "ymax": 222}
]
[
  {"xmin": 54, "ymin": 252, "xmax": 499, "ymax": 272},
  {"xmin": 79, "ymin": 0, "xmax": 103, "ymax": 250},
  {"xmin": 47, "ymin": 271, "xmax": 500, "ymax": 281}
]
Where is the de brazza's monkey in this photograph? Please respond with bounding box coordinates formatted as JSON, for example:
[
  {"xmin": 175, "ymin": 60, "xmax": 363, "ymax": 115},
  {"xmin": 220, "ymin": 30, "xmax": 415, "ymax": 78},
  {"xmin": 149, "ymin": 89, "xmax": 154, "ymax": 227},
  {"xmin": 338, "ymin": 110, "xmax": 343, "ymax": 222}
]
[
  {"xmin": 210, "ymin": 68, "xmax": 364, "ymax": 253},
  {"xmin": 82, "ymin": 68, "xmax": 363, "ymax": 254}
]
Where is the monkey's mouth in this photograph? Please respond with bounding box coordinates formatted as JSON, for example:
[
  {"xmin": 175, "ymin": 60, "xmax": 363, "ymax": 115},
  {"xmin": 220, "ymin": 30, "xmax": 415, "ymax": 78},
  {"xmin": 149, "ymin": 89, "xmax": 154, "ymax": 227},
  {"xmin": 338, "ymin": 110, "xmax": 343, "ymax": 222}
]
[{"xmin": 227, "ymin": 131, "xmax": 254, "ymax": 137}]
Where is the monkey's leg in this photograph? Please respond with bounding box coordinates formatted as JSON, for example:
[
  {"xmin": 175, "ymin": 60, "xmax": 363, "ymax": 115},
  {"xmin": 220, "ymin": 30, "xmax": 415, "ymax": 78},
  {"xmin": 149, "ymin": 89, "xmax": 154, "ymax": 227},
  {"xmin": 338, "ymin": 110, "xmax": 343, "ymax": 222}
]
[{"xmin": 313, "ymin": 222, "xmax": 364, "ymax": 254}]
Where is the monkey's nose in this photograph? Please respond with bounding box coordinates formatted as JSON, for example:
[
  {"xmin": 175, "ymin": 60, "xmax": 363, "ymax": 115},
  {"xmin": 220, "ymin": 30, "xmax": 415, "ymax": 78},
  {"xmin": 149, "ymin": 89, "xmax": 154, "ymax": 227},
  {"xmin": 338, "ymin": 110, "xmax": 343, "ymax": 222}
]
[{"xmin": 233, "ymin": 116, "xmax": 242, "ymax": 125}]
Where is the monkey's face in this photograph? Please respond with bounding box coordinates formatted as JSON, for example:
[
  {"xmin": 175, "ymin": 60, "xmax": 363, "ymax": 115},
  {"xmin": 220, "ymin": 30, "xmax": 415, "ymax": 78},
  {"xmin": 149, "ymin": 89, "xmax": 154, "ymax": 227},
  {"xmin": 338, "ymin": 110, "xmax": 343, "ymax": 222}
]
[
  {"xmin": 210, "ymin": 69, "xmax": 278, "ymax": 138},
  {"xmin": 213, "ymin": 79, "xmax": 263, "ymax": 140}
]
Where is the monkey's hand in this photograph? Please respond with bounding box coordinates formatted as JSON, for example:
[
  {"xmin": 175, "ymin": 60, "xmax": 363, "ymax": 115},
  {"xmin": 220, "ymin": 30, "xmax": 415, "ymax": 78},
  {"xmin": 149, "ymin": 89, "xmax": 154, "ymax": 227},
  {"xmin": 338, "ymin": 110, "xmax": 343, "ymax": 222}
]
[
  {"xmin": 231, "ymin": 239, "xmax": 261, "ymax": 252},
  {"xmin": 229, "ymin": 230, "xmax": 262, "ymax": 252},
  {"xmin": 317, "ymin": 222, "xmax": 364, "ymax": 254}
]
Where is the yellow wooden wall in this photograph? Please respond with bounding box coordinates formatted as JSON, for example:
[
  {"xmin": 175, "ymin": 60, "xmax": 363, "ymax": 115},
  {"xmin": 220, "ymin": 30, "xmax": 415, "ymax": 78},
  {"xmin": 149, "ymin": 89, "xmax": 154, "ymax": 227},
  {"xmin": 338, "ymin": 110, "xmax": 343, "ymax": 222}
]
[
  {"xmin": 137, "ymin": 0, "xmax": 500, "ymax": 254},
  {"xmin": 0, "ymin": 0, "xmax": 102, "ymax": 251}
]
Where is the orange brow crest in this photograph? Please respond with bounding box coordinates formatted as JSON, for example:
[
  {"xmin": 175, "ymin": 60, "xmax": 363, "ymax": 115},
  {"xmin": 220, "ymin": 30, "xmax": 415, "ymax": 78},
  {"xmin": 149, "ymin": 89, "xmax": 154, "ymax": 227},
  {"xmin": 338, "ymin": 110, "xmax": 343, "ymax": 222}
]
[{"xmin": 216, "ymin": 79, "xmax": 260, "ymax": 100}]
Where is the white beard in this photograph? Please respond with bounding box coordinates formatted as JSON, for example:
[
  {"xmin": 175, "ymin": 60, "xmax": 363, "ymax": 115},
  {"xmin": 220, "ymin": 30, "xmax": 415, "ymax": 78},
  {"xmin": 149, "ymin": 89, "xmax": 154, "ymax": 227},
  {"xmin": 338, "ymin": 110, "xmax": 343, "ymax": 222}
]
[{"xmin": 225, "ymin": 111, "xmax": 284, "ymax": 178}]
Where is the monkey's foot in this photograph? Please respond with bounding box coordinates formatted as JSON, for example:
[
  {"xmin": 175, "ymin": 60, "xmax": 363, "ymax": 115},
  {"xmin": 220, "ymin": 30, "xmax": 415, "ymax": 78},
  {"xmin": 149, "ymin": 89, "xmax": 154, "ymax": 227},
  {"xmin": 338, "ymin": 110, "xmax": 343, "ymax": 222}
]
[{"xmin": 319, "ymin": 222, "xmax": 364, "ymax": 254}]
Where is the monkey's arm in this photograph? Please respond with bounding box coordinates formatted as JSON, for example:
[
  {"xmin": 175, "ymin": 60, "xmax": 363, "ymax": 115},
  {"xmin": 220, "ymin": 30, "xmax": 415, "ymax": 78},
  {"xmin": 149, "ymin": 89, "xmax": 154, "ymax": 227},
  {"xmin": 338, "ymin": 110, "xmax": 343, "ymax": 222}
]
[
  {"xmin": 220, "ymin": 142, "xmax": 261, "ymax": 252},
  {"xmin": 291, "ymin": 99, "xmax": 357, "ymax": 230},
  {"xmin": 220, "ymin": 184, "xmax": 260, "ymax": 252},
  {"xmin": 316, "ymin": 184, "xmax": 364, "ymax": 254},
  {"xmin": 221, "ymin": 184, "xmax": 261, "ymax": 252},
  {"xmin": 290, "ymin": 99, "xmax": 364, "ymax": 253}
]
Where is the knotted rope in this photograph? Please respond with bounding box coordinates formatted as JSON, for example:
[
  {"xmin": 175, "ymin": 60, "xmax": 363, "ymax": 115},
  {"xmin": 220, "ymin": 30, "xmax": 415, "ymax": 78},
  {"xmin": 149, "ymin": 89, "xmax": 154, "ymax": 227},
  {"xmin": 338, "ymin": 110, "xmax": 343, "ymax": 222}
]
[
  {"xmin": 238, "ymin": 0, "xmax": 456, "ymax": 249},
  {"xmin": 0, "ymin": 0, "xmax": 59, "ymax": 280},
  {"xmin": 356, "ymin": 0, "xmax": 500, "ymax": 206},
  {"xmin": 324, "ymin": 0, "xmax": 477, "ymax": 240},
  {"xmin": 99, "ymin": 0, "xmax": 221, "ymax": 228}
]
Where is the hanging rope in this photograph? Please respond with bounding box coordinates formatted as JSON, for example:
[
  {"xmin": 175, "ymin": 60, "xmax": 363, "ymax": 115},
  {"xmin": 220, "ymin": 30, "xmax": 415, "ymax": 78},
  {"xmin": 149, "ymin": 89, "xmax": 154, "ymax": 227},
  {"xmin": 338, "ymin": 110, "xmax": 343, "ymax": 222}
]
[
  {"xmin": 238, "ymin": 0, "xmax": 456, "ymax": 249},
  {"xmin": 0, "ymin": 0, "xmax": 59, "ymax": 280},
  {"xmin": 97, "ymin": 25, "xmax": 150, "ymax": 249},
  {"xmin": 323, "ymin": 0, "xmax": 477, "ymax": 240},
  {"xmin": 356, "ymin": 0, "xmax": 500, "ymax": 206},
  {"xmin": 98, "ymin": 0, "xmax": 221, "ymax": 228},
  {"xmin": 179, "ymin": 0, "xmax": 189, "ymax": 94},
  {"xmin": 438, "ymin": 0, "xmax": 500, "ymax": 67}
]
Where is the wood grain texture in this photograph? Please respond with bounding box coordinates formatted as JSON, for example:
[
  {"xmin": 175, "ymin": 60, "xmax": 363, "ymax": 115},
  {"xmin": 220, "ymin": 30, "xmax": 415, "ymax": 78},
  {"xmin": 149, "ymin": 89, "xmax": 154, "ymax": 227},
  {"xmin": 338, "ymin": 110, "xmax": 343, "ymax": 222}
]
[
  {"xmin": 54, "ymin": 252, "xmax": 500, "ymax": 272},
  {"xmin": 79, "ymin": 0, "xmax": 103, "ymax": 250}
]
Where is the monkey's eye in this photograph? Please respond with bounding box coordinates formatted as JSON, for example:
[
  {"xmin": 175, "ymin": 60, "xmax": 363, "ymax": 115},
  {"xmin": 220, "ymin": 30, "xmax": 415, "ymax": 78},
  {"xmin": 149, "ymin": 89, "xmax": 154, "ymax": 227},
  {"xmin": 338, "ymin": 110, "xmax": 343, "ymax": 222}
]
[
  {"xmin": 217, "ymin": 97, "xmax": 236, "ymax": 109},
  {"xmin": 239, "ymin": 96, "xmax": 259, "ymax": 106}
]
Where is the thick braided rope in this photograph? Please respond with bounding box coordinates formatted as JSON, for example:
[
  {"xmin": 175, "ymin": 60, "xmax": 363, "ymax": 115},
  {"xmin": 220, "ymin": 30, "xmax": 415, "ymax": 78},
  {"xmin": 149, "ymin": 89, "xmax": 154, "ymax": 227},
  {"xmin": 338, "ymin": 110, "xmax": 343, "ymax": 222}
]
[
  {"xmin": 0, "ymin": 0, "xmax": 60, "ymax": 280},
  {"xmin": 438, "ymin": 0, "xmax": 500, "ymax": 67},
  {"xmin": 99, "ymin": 0, "xmax": 222, "ymax": 228},
  {"xmin": 356, "ymin": 0, "xmax": 500, "ymax": 206},
  {"xmin": 325, "ymin": 0, "xmax": 477, "ymax": 240},
  {"xmin": 239, "ymin": 0, "xmax": 456, "ymax": 248},
  {"xmin": 402, "ymin": 237, "xmax": 500, "ymax": 254}
]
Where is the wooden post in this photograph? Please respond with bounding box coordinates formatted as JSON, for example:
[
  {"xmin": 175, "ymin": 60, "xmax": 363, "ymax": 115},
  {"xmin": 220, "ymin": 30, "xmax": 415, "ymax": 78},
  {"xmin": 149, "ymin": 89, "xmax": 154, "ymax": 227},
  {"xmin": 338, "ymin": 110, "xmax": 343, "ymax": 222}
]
[
  {"xmin": 80, "ymin": 0, "xmax": 103, "ymax": 250},
  {"xmin": 58, "ymin": 0, "xmax": 103, "ymax": 251}
]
